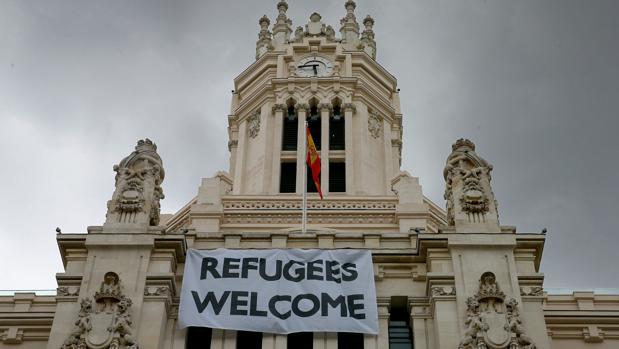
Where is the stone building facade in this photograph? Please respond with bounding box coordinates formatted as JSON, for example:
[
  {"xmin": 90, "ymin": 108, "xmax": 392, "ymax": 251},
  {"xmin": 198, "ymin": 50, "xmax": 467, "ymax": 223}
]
[{"xmin": 1, "ymin": 1, "xmax": 618, "ymax": 349}]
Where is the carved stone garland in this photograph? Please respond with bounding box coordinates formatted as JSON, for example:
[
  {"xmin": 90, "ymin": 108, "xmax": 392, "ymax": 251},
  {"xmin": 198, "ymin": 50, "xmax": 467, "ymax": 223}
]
[
  {"xmin": 458, "ymin": 272, "xmax": 536, "ymax": 349},
  {"xmin": 61, "ymin": 272, "xmax": 139, "ymax": 349}
]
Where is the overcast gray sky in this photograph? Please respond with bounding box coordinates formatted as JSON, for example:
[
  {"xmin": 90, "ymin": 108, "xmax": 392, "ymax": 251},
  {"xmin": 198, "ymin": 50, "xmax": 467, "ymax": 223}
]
[{"xmin": 1, "ymin": 0, "xmax": 618, "ymax": 291}]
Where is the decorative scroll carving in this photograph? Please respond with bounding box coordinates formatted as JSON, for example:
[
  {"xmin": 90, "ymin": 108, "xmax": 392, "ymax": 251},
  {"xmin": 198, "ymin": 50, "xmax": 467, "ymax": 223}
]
[
  {"xmin": 57, "ymin": 286, "xmax": 80, "ymax": 297},
  {"xmin": 106, "ymin": 139, "xmax": 165, "ymax": 227},
  {"xmin": 458, "ymin": 272, "xmax": 537, "ymax": 349},
  {"xmin": 144, "ymin": 286, "xmax": 169, "ymax": 297},
  {"xmin": 444, "ymin": 139, "xmax": 498, "ymax": 227},
  {"xmin": 318, "ymin": 103, "xmax": 332, "ymax": 112},
  {"xmin": 247, "ymin": 111, "xmax": 261, "ymax": 138},
  {"xmin": 227, "ymin": 140, "xmax": 238, "ymax": 152},
  {"xmin": 295, "ymin": 103, "xmax": 309, "ymax": 112},
  {"xmin": 342, "ymin": 103, "xmax": 356, "ymax": 113},
  {"xmin": 520, "ymin": 286, "xmax": 543, "ymax": 297},
  {"xmin": 272, "ymin": 103, "xmax": 287, "ymax": 113},
  {"xmin": 368, "ymin": 111, "xmax": 383, "ymax": 139},
  {"xmin": 61, "ymin": 272, "xmax": 139, "ymax": 349},
  {"xmin": 431, "ymin": 286, "xmax": 456, "ymax": 297}
]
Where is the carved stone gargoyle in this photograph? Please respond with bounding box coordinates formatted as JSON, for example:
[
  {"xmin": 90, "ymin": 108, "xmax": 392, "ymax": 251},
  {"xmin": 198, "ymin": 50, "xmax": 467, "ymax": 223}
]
[
  {"xmin": 458, "ymin": 272, "xmax": 536, "ymax": 349},
  {"xmin": 61, "ymin": 272, "xmax": 139, "ymax": 349},
  {"xmin": 444, "ymin": 139, "xmax": 500, "ymax": 232},
  {"xmin": 105, "ymin": 139, "xmax": 164, "ymax": 228}
]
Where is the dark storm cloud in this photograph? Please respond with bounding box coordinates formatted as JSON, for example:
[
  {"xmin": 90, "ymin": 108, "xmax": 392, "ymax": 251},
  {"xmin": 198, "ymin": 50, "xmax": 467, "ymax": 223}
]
[{"xmin": 0, "ymin": 0, "xmax": 617, "ymax": 290}]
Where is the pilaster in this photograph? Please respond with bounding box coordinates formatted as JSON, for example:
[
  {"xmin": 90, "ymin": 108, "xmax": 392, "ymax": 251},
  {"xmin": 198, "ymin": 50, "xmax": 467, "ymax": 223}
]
[
  {"xmin": 295, "ymin": 103, "xmax": 308, "ymax": 194},
  {"xmin": 320, "ymin": 103, "xmax": 330, "ymax": 194}
]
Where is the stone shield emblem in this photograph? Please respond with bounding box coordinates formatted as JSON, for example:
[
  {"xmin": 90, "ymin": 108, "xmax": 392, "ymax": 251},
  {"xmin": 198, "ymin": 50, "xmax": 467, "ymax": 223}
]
[
  {"xmin": 86, "ymin": 312, "xmax": 115, "ymax": 349},
  {"xmin": 481, "ymin": 312, "xmax": 510, "ymax": 348}
]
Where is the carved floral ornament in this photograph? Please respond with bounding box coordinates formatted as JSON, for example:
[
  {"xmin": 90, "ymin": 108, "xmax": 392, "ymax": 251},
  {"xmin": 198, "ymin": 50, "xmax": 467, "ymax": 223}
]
[
  {"xmin": 62, "ymin": 272, "xmax": 139, "ymax": 349},
  {"xmin": 458, "ymin": 272, "xmax": 536, "ymax": 349}
]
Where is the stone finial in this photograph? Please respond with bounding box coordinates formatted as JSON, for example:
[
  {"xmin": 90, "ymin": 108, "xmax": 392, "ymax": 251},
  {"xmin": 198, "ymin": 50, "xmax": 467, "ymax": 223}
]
[
  {"xmin": 272, "ymin": 0, "xmax": 292, "ymax": 46},
  {"xmin": 256, "ymin": 15, "xmax": 274, "ymax": 59},
  {"xmin": 340, "ymin": 0, "xmax": 360, "ymax": 47},
  {"xmin": 443, "ymin": 139, "xmax": 500, "ymax": 232},
  {"xmin": 105, "ymin": 139, "xmax": 165, "ymax": 228},
  {"xmin": 359, "ymin": 15, "xmax": 376, "ymax": 59}
]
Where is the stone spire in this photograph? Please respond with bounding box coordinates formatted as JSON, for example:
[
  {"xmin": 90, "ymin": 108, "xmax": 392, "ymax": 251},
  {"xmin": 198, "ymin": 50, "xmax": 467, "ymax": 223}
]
[
  {"xmin": 105, "ymin": 139, "xmax": 165, "ymax": 229},
  {"xmin": 443, "ymin": 139, "xmax": 500, "ymax": 233},
  {"xmin": 339, "ymin": 0, "xmax": 360, "ymax": 49},
  {"xmin": 272, "ymin": 1, "xmax": 292, "ymax": 47},
  {"xmin": 359, "ymin": 15, "xmax": 376, "ymax": 59},
  {"xmin": 256, "ymin": 15, "xmax": 274, "ymax": 60}
]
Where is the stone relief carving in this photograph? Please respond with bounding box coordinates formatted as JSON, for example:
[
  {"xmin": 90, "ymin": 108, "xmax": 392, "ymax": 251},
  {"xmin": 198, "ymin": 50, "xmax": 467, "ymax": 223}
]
[
  {"xmin": 444, "ymin": 139, "xmax": 498, "ymax": 226},
  {"xmin": 61, "ymin": 272, "xmax": 139, "ymax": 349},
  {"xmin": 293, "ymin": 26, "xmax": 305, "ymax": 43},
  {"xmin": 227, "ymin": 140, "xmax": 238, "ymax": 152},
  {"xmin": 520, "ymin": 286, "xmax": 544, "ymax": 297},
  {"xmin": 458, "ymin": 272, "xmax": 537, "ymax": 349},
  {"xmin": 342, "ymin": 102, "xmax": 356, "ymax": 113},
  {"xmin": 305, "ymin": 13, "xmax": 327, "ymax": 37},
  {"xmin": 368, "ymin": 111, "xmax": 383, "ymax": 139},
  {"xmin": 144, "ymin": 286, "xmax": 169, "ymax": 297},
  {"xmin": 57, "ymin": 286, "xmax": 80, "ymax": 297},
  {"xmin": 247, "ymin": 111, "xmax": 261, "ymax": 138},
  {"xmin": 106, "ymin": 139, "xmax": 164, "ymax": 227},
  {"xmin": 431, "ymin": 286, "xmax": 456, "ymax": 297}
]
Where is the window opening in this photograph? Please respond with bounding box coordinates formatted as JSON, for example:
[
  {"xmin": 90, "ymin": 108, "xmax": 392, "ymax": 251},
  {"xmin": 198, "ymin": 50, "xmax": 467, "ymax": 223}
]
[
  {"xmin": 236, "ymin": 330, "xmax": 262, "ymax": 349},
  {"xmin": 287, "ymin": 332, "xmax": 313, "ymax": 349},
  {"xmin": 330, "ymin": 106, "xmax": 345, "ymax": 150},
  {"xmin": 280, "ymin": 162, "xmax": 297, "ymax": 193},
  {"xmin": 282, "ymin": 106, "xmax": 298, "ymax": 150},
  {"xmin": 186, "ymin": 327, "xmax": 212, "ymax": 349},
  {"xmin": 329, "ymin": 162, "xmax": 346, "ymax": 192},
  {"xmin": 306, "ymin": 164, "xmax": 319, "ymax": 193},
  {"xmin": 389, "ymin": 296, "xmax": 414, "ymax": 349},
  {"xmin": 308, "ymin": 105, "xmax": 321, "ymax": 150},
  {"xmin": 338, "ymin": 332, "xmax": 364, "ymax": 349}
]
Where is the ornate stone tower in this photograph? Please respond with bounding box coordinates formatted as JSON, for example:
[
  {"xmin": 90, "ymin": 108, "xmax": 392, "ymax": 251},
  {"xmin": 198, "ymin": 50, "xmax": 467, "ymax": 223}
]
[{"xmin": 172, "ymin": 0, "xmax": 445, "ymax": 237}]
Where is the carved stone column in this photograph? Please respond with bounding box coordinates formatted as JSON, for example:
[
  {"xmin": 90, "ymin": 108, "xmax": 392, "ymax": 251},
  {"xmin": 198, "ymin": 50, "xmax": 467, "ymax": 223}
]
[
  {"xmin": 342, "ymin": 103, "xmax": 355, "ymax": 194},
  {"xmin": 295, "ymin": 103, "xmax": 309, "ymax": 194},
  {"xmin": 319, "ymin": 103, "xmax": 331, "ymax": 194}
]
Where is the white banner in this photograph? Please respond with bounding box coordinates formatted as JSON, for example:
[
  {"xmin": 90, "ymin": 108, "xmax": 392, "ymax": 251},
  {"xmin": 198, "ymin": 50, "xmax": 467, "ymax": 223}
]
[{"xmin": 178, "ymin": 248, "xmax": 378, "ymax": 335}]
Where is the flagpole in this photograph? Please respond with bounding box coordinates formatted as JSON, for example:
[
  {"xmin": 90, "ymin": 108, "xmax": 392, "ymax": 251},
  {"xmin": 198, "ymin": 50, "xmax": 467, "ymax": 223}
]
[{"xmin": 302, "ymin": 121, "xmax": 308, "ymax": 233}]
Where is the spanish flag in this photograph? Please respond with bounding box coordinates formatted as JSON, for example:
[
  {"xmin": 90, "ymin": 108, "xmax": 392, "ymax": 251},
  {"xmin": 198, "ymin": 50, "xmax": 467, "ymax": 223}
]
[{"xmin": 306, "ymin": 126, "xmax": 323, "ymax": 199}]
